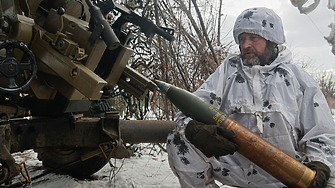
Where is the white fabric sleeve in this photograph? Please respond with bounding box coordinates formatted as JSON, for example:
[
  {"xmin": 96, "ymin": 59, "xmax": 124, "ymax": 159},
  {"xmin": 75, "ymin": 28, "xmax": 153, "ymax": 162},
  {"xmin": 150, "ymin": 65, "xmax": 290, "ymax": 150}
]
[
  {"xmin": 174, "ymin": 58, "xmax": 229, "ymax": 130},
  {"xmin": 292, "ymin": 65, "xmax": 335, "ymax": 176}
]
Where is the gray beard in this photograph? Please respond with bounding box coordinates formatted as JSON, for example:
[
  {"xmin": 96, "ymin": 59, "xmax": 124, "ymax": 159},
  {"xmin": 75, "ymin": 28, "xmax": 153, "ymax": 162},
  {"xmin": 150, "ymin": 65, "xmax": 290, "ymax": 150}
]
[
  {"xmin": 243, "ymin": 56, "xmax": 262, "ymax": 66},
  {"xmin": 242, "ymin": 48, "xmax": 273, "ymax": 66}
]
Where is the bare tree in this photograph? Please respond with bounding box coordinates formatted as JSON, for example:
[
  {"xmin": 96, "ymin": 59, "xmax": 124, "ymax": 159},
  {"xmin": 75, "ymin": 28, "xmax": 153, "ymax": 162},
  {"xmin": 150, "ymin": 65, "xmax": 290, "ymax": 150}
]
[
  {"xmin": 111, "ymin": 0, "xmax": 234, "ymax": 121},
  {"xmin": 145, "ymin": 0, "xmax": 234, "ymax": 120}
]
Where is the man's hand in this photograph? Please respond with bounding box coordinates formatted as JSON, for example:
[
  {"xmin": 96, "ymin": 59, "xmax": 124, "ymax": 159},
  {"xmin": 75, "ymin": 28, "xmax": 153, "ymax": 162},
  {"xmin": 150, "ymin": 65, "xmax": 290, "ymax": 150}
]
[
  {"xmin": 185, "ymin": 120, "xmax": 239, "ymax": 158},
  {"xmin": 306, "ymin": 161, "xmax": 331, "ymax": 188}
]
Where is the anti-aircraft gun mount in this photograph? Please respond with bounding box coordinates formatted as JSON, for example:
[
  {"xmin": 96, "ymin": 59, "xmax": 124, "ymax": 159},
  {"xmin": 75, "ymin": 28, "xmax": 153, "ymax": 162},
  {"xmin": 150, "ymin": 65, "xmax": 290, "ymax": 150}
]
[{"xmin": 0, "ymin": 0, "xmax": 175, "ymax": 185}]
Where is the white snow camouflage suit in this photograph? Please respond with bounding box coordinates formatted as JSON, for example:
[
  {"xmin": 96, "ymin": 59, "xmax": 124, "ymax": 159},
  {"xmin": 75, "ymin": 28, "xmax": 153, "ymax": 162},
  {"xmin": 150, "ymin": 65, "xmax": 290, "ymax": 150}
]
[{"xmin": 166, "ymin": 46, "xmax": 335, "ymax": 188}]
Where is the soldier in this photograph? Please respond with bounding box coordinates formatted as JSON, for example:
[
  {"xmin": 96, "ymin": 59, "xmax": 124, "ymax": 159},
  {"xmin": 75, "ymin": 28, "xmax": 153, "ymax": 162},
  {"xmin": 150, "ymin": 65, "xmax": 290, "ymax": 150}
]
[{"xmin": 166, "ymin": 7, "xmax": 335, "ymax": 188}]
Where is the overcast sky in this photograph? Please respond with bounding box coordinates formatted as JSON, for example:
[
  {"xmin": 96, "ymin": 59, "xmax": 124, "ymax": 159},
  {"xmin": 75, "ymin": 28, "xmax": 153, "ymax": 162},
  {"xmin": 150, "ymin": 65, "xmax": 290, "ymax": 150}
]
[{"xmin": 220, "ymin": 0, "xmax": 335, "ymax": 71}]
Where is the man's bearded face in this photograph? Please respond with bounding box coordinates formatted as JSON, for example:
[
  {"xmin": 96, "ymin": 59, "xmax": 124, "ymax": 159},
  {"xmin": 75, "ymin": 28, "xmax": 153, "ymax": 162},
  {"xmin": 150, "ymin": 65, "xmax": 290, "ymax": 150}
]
[{"xmin": 239, "ymin": 33, "xmax": 273, "ymax": 66}]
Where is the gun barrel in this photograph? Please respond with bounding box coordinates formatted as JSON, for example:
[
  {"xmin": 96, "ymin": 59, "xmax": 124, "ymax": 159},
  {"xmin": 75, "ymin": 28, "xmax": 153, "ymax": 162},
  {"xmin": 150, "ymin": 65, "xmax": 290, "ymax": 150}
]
[{"xmin": 154, "ymin": 80, "xmax": 315, "ymax": 188}]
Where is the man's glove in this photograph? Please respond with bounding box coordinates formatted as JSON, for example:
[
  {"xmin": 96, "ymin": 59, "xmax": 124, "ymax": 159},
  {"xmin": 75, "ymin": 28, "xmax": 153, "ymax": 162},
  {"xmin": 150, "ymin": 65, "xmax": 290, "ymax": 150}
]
[
  {"xmin": 185, "ymin": 120, "xmax": 239, "ymax": 158},
  {"xmin": 306, "ymin": 161, "xmax": 331, "ymax": 188}
]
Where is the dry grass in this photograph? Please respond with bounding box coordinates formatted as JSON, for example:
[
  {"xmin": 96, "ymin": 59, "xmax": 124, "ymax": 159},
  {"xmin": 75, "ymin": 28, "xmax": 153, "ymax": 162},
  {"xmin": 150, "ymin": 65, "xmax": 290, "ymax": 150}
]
[{"xmin": 326, "ymin": 96, "xmax": 335, "ymax": 114}]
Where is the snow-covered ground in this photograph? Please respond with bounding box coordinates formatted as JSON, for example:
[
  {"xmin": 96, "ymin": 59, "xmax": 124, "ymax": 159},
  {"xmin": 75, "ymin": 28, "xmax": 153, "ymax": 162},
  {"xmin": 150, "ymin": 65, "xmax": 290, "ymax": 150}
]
[
  {"xmin": 11, "ymin": 145, "xmax": 177, "ymax": 188},
  {"xmin": 10, "ymin": 144, "xmax": 234, "ymax": 188}
]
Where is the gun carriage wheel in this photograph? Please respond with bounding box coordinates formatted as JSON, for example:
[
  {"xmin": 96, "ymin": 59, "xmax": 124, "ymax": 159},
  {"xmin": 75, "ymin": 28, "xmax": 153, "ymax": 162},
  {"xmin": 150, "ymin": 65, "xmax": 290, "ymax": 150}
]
[{"xmin": 35, "ymin": 147, "xmax": 109, "ymax": 178}]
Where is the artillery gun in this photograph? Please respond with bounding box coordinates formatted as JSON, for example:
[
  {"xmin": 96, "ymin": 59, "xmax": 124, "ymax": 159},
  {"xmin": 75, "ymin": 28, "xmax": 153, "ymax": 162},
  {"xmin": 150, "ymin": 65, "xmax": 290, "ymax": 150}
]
[{"xmin": 0, "ymin": 0, "xmax": 174, "ymax": 185}]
